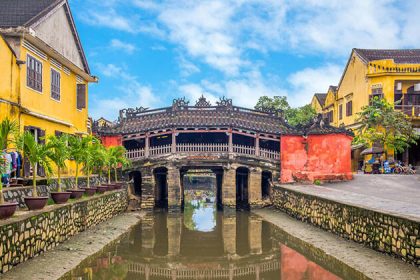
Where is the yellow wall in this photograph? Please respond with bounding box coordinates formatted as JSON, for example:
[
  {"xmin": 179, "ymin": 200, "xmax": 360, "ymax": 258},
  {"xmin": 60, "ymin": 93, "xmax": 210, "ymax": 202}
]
[
  {"xmin": 19, "ymin": 46, "xmax": 89, "ymax": 136},
  {"xmin": 311, "ymin": 50, "xmax": 420, "ymax": 165},
  {"xmin": 335, "ymin": 53, "xmax": 369, "ymax": 129},
  {"xmin": 310, "ymin": 96, "xmax": 323, "ymax": 114},
  {"xmin": 0, "ymin": 36, "xmax": 20, "ymax": 121},
  {"xmin": 322, "ymin": 89, "xmax": 338, "ymax": 126},
  {"xmin": 0, "ymin": 36, "xmax": 91, "ymax": 177}
]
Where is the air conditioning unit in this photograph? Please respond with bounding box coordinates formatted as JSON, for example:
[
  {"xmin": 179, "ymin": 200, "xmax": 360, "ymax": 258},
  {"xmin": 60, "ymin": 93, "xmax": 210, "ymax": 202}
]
[
  {"xmin": 396, "ymin": 82, "xmax": 402, "ymax": 91},
  {"xmin": 414, "ymin": 83, "xmax": 420, "ymax": 91}
]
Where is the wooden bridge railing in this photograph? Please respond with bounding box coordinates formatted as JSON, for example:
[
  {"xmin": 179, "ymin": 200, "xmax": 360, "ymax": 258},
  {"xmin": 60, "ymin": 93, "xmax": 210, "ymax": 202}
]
[{"xmin": 126, "ymin": 143, "xmax": 279, "ymax": 161}]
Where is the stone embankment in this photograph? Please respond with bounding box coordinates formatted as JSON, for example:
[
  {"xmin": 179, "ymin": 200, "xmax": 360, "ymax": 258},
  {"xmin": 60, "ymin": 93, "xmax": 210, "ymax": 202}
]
[
  {"xmin": 3, "ymin": 176, "xmax": 105, "ymax": 207},
  {"xmin": 0, "ymin": 188, "xmax": 128, "ymax": 273},
  {"xmin": 271, "ymin": 185, "xmax": 420, "ymax": 267}
]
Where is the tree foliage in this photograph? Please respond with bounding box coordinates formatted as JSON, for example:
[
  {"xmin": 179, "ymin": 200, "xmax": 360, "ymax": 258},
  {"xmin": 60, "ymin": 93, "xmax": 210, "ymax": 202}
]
[
  {"xmin": 17, "ymin": 132, "xmax": 53, "ymax": 197},
  {"xmin": 254, "ymin": 96, "xmax": 317, "ymax": 126},
  {"xmin": 46, "ymin": 134, "xmax": 69, "ymax": 192},
  {"xmin": 353, "ymin": 97, "xmax": 419, "ymax": 155}
]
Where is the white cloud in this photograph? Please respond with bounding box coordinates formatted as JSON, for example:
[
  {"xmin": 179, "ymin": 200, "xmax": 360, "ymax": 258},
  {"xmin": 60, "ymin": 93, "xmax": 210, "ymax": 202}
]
[
  {"xmin": 178, "ymin": 84, "xmax": 218, "ymax": 105},
  {"xmin": 178, "ymin": 56, "xmax": 200, "ymax": 77},
  {"xmin": 110, "ymin": 39, "xmax": 136, "ymax": 54},
  {"xmin": 287, "ymin": 64, "xmax": 342, "ymax": 106},
  {"xmin": 81, "ymin": 9, "xmax": 135, "ymax": 33},
  {"xmin": 176, "ymin": 70, "xmax": 288, "ymax": 109},
  {"xmin": 90, "ymin": 81, "xmax": 159, "ymax": 120},
  {"xmin": 90, "ymin": 63, "xmax": 159, "ymax": 120},
  {"xmin": 175, "ymin": 64, "xmax": 342, "ymax": 109}
]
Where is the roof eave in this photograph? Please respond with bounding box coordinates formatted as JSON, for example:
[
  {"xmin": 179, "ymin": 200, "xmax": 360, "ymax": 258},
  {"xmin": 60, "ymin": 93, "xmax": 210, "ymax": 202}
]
[{"xmin": 25, "ymin": 0, "xmax": 91, "ymax": 75}]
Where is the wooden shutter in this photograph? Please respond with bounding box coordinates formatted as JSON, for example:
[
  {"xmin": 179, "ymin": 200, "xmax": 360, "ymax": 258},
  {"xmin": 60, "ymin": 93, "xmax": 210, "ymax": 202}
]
[
  {"xmin": 77, "ymin": 84, "xmax": 86, "ymax": 109},
  {"xmin": 339, "ymin": 104, "xmax": 343, "ymax": 120},
  {"xmin": 346, "ymin": 101, "xmax": 353, "ymax": 116}
]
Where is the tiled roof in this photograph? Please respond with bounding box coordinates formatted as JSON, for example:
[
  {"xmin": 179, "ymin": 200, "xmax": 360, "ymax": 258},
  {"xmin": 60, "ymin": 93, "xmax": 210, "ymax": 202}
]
[
  {"xmin": 355, "ymin": 49, "xmax": 420, "ymax": 64},
  {"xmin": 108, "ymin": 107, "xmax": 297, "ymax": 136},
  {"xmin": 298, "ymin": 114, "xmax": 354, "ymax": 136},
  {"xmin": 314, "ymin": 93, "xmax": 327, "ymax": 107},
  {"xmin": 0, "ymin": 0, "xmax": 60, "ymax": 28},
  {"xmin": 95, "ymin": 98, "xmax": 354, "ymax": 137}
]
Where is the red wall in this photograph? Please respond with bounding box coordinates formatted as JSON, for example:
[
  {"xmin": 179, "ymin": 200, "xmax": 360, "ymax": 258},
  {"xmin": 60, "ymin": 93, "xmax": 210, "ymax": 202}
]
[
  {"xmin": 100, "ymin": 135, "xmax": 122, "ymax": 148},
  {"xmin": 280, "ymin": 133, "xmax": 352, "ymax": 183},
  {"xmin": 280, "ymin": 245, "xmax": 341, "ymax": 280}
]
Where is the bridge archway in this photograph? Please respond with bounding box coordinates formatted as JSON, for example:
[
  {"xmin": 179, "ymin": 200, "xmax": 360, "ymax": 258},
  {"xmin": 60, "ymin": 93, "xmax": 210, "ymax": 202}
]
[
  {"xmin": 261, "ymin": 171, "xmax": 272, "ymax": 199},
  {"xmin": 236, "ymin": 167, "xmax": 249, "ymax": 208},
  {"xmin": 180, "ymin": 167, "xmax": 223, "ymax": 210},
  {"xmin": 154, "ymin": 167, "xmax": 168, "ymax": 209},
  {"xmin": 129, "ymin": 171, "xmax": 142, "ymax": 196}
]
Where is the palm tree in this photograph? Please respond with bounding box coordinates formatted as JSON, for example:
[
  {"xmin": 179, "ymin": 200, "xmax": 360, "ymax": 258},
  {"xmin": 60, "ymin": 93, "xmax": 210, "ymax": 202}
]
[
  {"xmin": 0, "ymin": 118, "xmax": 19, "ymax": 204},
  {"xmin": 81, "ymin": 136, "xmax": 100, "ymax": 188},
  {"xmin": 46, "ymin": 134, "xmax": 69, "ymax": 192},
  {"xmin": 17, "ymin": 131, "xmax": 52, "ymax": 197},
  {"xmin": 104, "ymin": 147, "xmax": 116, "ymax": 184},
  {"xmin": 109, "ymin": 146, "xmax": 130, "ymax": 182},
  {"xmin": 68, "ymin": 135, "xmax": 91, "ymax": 189},
  {"xmin": 93, "ymin": 144, "xmax": 107, "ymax": 182}
]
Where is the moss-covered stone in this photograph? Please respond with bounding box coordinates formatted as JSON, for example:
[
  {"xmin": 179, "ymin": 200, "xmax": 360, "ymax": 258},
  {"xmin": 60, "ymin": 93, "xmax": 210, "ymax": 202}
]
[
  {"xmin": 0, "ymin": 188, "xmax": 128, "ymax": 274},
  {"xmin": 271, "ymin": 185, "xmax": 420, "ymax": 267}
]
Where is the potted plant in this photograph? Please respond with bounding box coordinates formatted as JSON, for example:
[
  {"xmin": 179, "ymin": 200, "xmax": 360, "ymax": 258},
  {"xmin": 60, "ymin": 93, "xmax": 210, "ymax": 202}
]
[
  {"xmin": 101, "ymin": 146, "xmax": 116, "ymax": 190},
  {"xmin": 91, "ymin": 143, "xmax": 109, "ymax": 193},
  {"xmin": 110, "ymin": 146, "xmax": 130, "ymax": 189},
  {"xmin": 18, "ymin": 132, "xmax": 52, "ymax": 210},
  {"xmin": 0, "ymin": 119, "xmax": 19, "ymax": 219},
  {"xmin": 47, "ymin": 134, "xmax": 72, "ymax": 204},
  {"xmin": 68, "ymin": 135, "xmax": 89, "ymax": 198},
  {"xmin": 82, "ymin": 137, "xmax": 107, "ymax": 194}
]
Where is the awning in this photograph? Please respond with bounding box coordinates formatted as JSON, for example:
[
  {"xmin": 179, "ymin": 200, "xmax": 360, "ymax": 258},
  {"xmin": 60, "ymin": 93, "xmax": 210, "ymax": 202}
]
[
  {"xmin": 360, "ymin": 147, "xmax": 384, "ymax": 155},
  {"xmin": 351, "ymin": 143, "xmax": 365, "ymax": 150}
]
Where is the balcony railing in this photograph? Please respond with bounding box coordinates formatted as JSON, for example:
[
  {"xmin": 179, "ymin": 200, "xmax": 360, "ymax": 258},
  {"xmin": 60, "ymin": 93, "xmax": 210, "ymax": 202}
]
[
  {"xmin": 126, "ymin": 143, "xmax": 280, "ymax": 161},
  {"xmin": 394, "ymin": 105, "xmax": 420, "ymax": 118}
]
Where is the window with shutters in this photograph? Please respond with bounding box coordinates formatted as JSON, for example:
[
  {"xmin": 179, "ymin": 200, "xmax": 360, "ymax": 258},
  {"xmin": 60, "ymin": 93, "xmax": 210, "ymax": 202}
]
[
  {"xmin": 51, "ymin": 68, "xmax": 61, "ymax": 101},
  {"xmin": 346, "ymin": 101, "xmax": 353, "ymax": 116},
  {"xmin": 339, "ymin": 104, "xmax": 343, "ymax": 120},
  {"xmin": 27, "ymin": 55, "xmax": 42, "ymax": 92},
  {"xmin": 76, "ymin": 84, "xmax": 86, "ymax": 110}
]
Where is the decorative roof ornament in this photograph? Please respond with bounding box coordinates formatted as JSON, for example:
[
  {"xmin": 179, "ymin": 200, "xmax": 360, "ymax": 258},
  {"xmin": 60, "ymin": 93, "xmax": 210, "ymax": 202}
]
[
  {"xmin": 119, "ymin": 106, "xmax": 149, "ymax": 120},
  {"xmin": 216, "ymin": 96, "xmax": 233, "ymax": 108},
  {"xmin": 172, "ymin": 97, "xmax": 189, "ymax": 110},
  {"xmin": 259, "ymin": 107, "xmax": 282, "ymax": 116},
  {"xmin": 195, "ymin": 95, "xmax": 212, "ymax": 107}
]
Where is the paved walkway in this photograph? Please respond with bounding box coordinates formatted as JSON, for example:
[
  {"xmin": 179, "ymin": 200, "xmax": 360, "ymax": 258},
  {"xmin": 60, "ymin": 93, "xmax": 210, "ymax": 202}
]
[
  {"xmin": 280, "ymin": 174, "xmax": 420, "ymax": 222},
  {"xmin": 2, "ymin": 212, "xmax": 144, "ymax": 280},
  {"xmin": 255, "ymin": 209, "xmax": 420, "ymax": 280}
]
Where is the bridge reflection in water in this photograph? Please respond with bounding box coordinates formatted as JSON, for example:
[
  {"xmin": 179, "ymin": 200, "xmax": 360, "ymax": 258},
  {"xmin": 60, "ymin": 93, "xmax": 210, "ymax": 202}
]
[{"xmin": 61, "ymin": 211, "xmax": 344, "ymax": 280}]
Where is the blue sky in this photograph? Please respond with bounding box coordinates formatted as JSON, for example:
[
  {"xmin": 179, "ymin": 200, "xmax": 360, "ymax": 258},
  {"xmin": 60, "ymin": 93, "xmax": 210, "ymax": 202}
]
[{"xmin": 68, "ymin": 0, "xmax": 420, "ymax": 120}]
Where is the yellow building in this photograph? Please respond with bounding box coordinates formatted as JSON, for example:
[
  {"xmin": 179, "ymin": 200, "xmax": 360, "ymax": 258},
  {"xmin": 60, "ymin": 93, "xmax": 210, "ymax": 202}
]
[
  {"xmin": 311, "ymin": 49, "xmax": 420, "ymax": 169},
  {"xmin": 0, "ymin": 0, "xmax": 97, "ymax": 177},
  {"xmin": 310, "ymin": 93, "xmax": 327, "ymax": 114}
]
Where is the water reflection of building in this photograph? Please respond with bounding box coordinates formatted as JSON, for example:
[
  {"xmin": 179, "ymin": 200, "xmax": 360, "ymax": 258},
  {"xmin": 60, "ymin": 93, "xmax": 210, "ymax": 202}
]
[
  {"xmin": 62, "ymin": 211, "xmax": 344, "ymax": 280},
  {"xmin": 120, "ymin": 212, "xmax": 281, "ymax": 280}
]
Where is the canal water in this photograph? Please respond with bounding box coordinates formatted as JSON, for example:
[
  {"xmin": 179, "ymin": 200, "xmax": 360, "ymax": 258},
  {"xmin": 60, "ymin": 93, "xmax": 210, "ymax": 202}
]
[{"xmin": 60, "ymin": 183, "xmax": 363, "ymax": 280}]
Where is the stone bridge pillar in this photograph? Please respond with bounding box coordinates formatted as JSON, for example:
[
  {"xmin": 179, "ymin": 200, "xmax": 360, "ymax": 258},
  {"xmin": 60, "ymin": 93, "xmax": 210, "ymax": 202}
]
[
  {"xmin": 222, "ymin": 166, "xmax": 236, "ymax": 209},
  {"xmin": 223, "ymin": 212, "xmax": 236, "ymax": 256},
  {"xmin": 249, "ymin": 216, "xmax": 262, "ymax": 254},
  {"xmin": 167, "ymin": 166, "xmax": 182, "ymax": 212},
  {"xmin": 249, "ymin": 167, "xmax": 262, "ymax": 208},
  {"xmin": 141, "ymin": 168, "xmax": 155, "ymax": 211},
  {"xmin": 167, "ymin": 213, "xmax": 182, "ymax": 257},
  {"xmin": 141, "ymin": 219, "xmax": 155, "ymax": 255}
]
